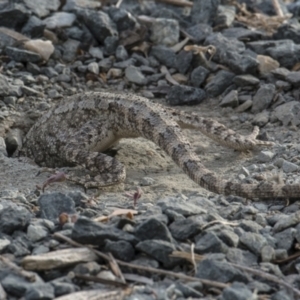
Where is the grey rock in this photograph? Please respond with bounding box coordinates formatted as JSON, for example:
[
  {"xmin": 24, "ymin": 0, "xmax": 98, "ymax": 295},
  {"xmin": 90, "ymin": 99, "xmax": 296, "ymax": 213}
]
[
  {"xmin": 5, "ymin": 47, "xmax": 41, "ymax": 63},
  {"xmin": 0, "ymin": 238, "xmax": 10, "ymax": 251},
  {"xmin": 286, "ymin": 71, "xmax": 300, "ymax": 87},
  {"xmin": 273, "ymin": 228, "xmax": 296, "ymax": 251},
  {"xmin": 0, "ymin": 206, "xmax": 31, "ymax": 234},
  {"xmin": 274, "ymin": 19, "xmax": 300, "ymax": 44},
  {"xmin": 51, "ymin": 281, "xmax": 79, "ymax": 297},
  {"xmin": 0, "ymin": 2, "xmax": 29, "ymax": 30},
  {"xmin": 226, "ymin": 248, "xmax": 258, "ymax": 266},
  {"xmin": 150, "ymin": 18, "xmax": 179, "ymax": 47},
  {"xmin": 114, "ymin": 58, "xmax": 136, "ymax": 69},
  {"xmin": 273, "ymin": 101, "xmax": 300, "ymax": 126},
  {"xmin": 88, "ymin": 46, "xmax": 104, "ymax": 60},
  {"xmin": 87, "ymin": 62, "xmax": 99, "ymax": 74},
  {"xmin": 125, "ymin": 66, "xmax": 146, "ymax": 85},
  {"xmin": 216, "ymin": 229, "xmax": 239, "ymax": 247},
  {"xmin": 252, "ymin": 111, "xmax": 270, "ymax": 127},
  {"xmin": 73, "ymin": 261, "xmax": 101, "ymax": 275},
  {"xmin": 233, "ymin": 74, "xmax": 260, "ymax": 87},
  {"xmin": 175, "ymin": 282, "xmax": 203, "ymax": 298},
  {"xmin": 21, "ymin": 86, "xmax": 40, "ymax": 96},
  {"xmin": 77, "ymin": 9, "xmax": 118, "ymax": 43},
  {"xmin": 261, "ymin": 245, "xmax": 275, "ymax": 262},
  {"xmin": 257, "ymin": 151, "xmax": 275, "ymax": 163},
  {"xmin": 186, "ymin": 23, "xmax": 212, "ymax": 43},
  {"xmin": 235, "ymin": 99, "xmax": 253, "ymax": 112},
  {"xmin": 150, "ymin": 45, "xmax": 176, "ymax": 68},
  {"xmin": 106, "ymin": 7, "xmax": 136, "ymax": 31},
  {"xmin": 282, "ymin": 160, "xmax": 298, "ymax": 173},
  {"xmin": 27, "ymin": 224, "xmax": 48, "ymax": 242},
  {"xmin": 175, "ymin": 50, "xmax": 193, "ymax": 74},
  {"xmin": 0, "ymin": 137, "xmax": 7, "ymax": 156},
  {"xmin": 0, "ymin": 74, "xmax": 11, "ymax": 96},
  {"xmin": 115, "ymin": 45, "xmax": 128, "ymax": 61},
  {"xmin": 195, "ymin": 232, "xmax": 229, "ymax": 254},
  {"xmin": 157, "ymin": 197, "xmax": 207, "ymax": 216},
  {"xmin": 104, "ymin": 240, "xmax": 135, "ymax": 262},
  {"xmin": 205, "ymin": 70, "xmax": 235, "ymax": 97},
  {"xmin": 239, "ymin": 232, "xmax": 268, "ymax": 256},
  {"xmin": 135, "ymin": 239, "xmax": 181, "ymax": 268},
  {"xmin": 2, "ymin": 274, "xmax": 33, "ymax": 297},
  {"xmin": 167, "ymin": 85, "xmax": 206, "ymax": 106},
  {"xmin": 191, "ymin": 0, "xmax": 219, "ymax": 25},
  {"xmin": 271, "ymin": 290, "xmax": 292, "ymax": 300},
  {"xmin": 205, "ymin": 33, "xmax": 245, "ymax": 62},
  {"xmin": 247, "ymin": 39, "xmax": 293, "ymax": 55},
  {"xmin": 220, "ymin": 51, "xmax": 259, "ymax": 74},
  {"xmin": 134, "ymin": 218, "xmax": 173, "ymax": 242},
  {"xmin": 62, "ymin": 39, "xmax": 80, "ymax": 62},
  {"xmin": 251, "ymin": 84, "xmax": 275, "ymax": 114},
  {"xmin": 43, "ymin": 12, "xmax": 76, "ymax": 29},
  {"xmin": 169, "ymin": 218, "xmax": 203, "ymax": 240},
  {"xmin": 190, "ymin": 66, "xmax": 209, "ymax": 87},
  {"xmin": 24, "ymin": 283, "xmax": 54, "ymax": 300},
  {"xmin": 23, "ymin": 0, "xmax": 60, "ymax": 18},
  {"xmin": 104, "ymin": 35, "xmax": 119, "ymax": 56},
  {"xmin": 220, "ymin": 90, "xmax": 239, "ymax": 108},
  {"xmin": 71, "ymin": 217, "xmax": 137, "ymax": 247},
  {"xmin": 215, "ymin": 5, "xmax": 235, "ymax": 28},
  {"xmin": 267, "ymin": 42, "xmax": 300, "ymax": 69},
  {"xmin": 220, "ymin": 282, "xmax": 255, "ymax": 300},
  {"xmin": 38, "ymin": 192, "xmax": 76, "ymax": 222},
  {"xmin": 196, "ymin": 259, "xmax": 250, "ymax": 283},
  {"xmin": 222, "ymin": 26, "xmax": 263, "ymax": 41},
  {"xmin": 22, "ymin": 15, "xmax": 45, "ymax": 37}
]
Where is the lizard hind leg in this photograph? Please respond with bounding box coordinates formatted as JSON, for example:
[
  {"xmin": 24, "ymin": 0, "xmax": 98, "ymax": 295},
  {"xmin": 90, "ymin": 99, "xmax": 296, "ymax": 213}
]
[{"xmin": 64, "ymin": 149, "xmax": 126, "ymax": 189}]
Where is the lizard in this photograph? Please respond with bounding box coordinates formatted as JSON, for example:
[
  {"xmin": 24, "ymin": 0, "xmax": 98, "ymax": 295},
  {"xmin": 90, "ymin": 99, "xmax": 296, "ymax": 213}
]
[{"xmin": 20, "ymin": 91, "xmax": 300, "ymax": 199}]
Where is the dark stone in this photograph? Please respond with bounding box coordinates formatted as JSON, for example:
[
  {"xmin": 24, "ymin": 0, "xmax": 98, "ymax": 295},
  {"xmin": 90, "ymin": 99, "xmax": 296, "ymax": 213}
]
[
  {"xmin": 186, "ymin": 23, "xmax": 213, "ymax": 44},
  {"xmin": 1, "ymin": 274, "xmax": 32, "ymax": 297},
  {"xmin": 135, "ymin": 239, "xmax": 182, "ymax": 268},
  {"xmin": 196, "ymin": 259, "xmax": 250, "ymax": 283},
  {"xmin": 5, "ymin": 47, "xmax": 42, "ymax": 63},
  {"xmin": 267, "ymin": 43, "xmax": 300, "ymax": 69},
  {"xmin": 233, "ymin": 75, "xmax": 260, "ymax": 87},
  {"xmin": 273, "ymin": 19, "xmax": 300, "ymax": 44},
  {"xmin": 0, "ymin": 2, "xmax": 29, "ymax": 31},
  {"xmin": 169, "ymin": 218, "xmax": 203, "ymax": 240},
  {"xmin": 286, "ymin": 71, "xmax": 300, "ymax": 87},
  {"xmin": 73, "ymin": 262, "xmax": 101, "ymax": 276},
  {"xmin": 251, "ymin": 84, "xmax": 276, "ymax": 114},
  {"xmin": 71, "ymin": 217, "xmax": 137, "ymax": 247},
  {"xmin": 195, "ymin": 232, "xmax": 229, "ymax": 254},
  {"xmin": 77, "ymin": 9, "xmax": 118, "ymax": 43},
  {"xmin": 150, "ymin": 45, "xmax": 176, "ymax": 68},
  {"xmin": 175, "ymin": 50, "xmax": 193, "ymax": 74},
  {"xmin": 226, "ymin": 248, "xmax": 258, "ymax": 266},
  {"xmin": 273, "ymin": 228, "xmax": 296, "ymax": 251},
  {"xmin": 222, "ymin": 27, "xmax": 264, "ymax": 41},
  {"xmin": 220, "ymin": 282, "xmax": 253, "ymax": 300},
  {"xmin": 191, "ymin": 0, "xmax": 220, "ymax": 25},
  {"xmin": 104, "ymin": 240, "xmax": 135, "ymax": 262},
  {"xmin": 190, "ymin": 66, "xmax": 209, "ymax": 87},
  {"xmin": 115, "ymin": 45, "xmax": 129, "ymax": 61},
  {"xmin": 106, "ymin": 7, "xmax": 136, "ymax": 31},
  {"xmin": 204, "ymin": 33, "xmax": 245, "ymax": 62},
  {"xmin": 205, "ymin": 70, "xmax": 235, "ymax": 97},
  {"xmin": 134, "ymin": 218, "xmax": 173, "ymax": 242},
  {"xmin": 220, "ymin": 51, "xmax": 259, "ymax": 75},
  {"xmin": 167, "ymin": 85, "xmax": 206, "ymax": 106},
  {"xmin": 51, "ymin": 281, "xmax": 79, "ymax": 297},
  {"xmin": 0, "ymin": 206, "xmax": 31, "ymax": 234},
  {"xmin": 38, "ymin": 192, "xmax": 76, "ymax": 222},
  {"xmin": 247, "ymin": 39, "xmax": 293, "ymax": 55},
  {"xmin": 24, "ymin": 283, "xmax": 54, "ymax": 300},
  {"xmin": 7, "ymin": 231, "xmax": 31, "ymax": 257},
  {"xmin": 22, "ymin": 15, "xmax": 45, "ymax": 38},
  {"xmin": 104, "ymin": 36, "xmax": 119, "ymax": 56}
]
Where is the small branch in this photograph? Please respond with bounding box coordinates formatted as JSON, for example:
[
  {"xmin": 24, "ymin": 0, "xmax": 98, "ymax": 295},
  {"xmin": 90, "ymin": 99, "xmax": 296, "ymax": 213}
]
[
  {"xmin": 74, "ymin": 273, "xmax": 128, "ymax": 288},
  {"xmin": 53, "ymin": 233, "xmax": 229, "ymax": 290},
  {"xmin": 156, "ymin": 0, "xmax": 193, "ymax": 7}
]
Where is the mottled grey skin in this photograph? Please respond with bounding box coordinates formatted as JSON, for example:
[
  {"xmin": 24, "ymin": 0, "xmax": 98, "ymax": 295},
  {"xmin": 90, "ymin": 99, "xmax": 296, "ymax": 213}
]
[{"xmin": 21, "ymin": 92, "xmax": 300, "ymax": 199}]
